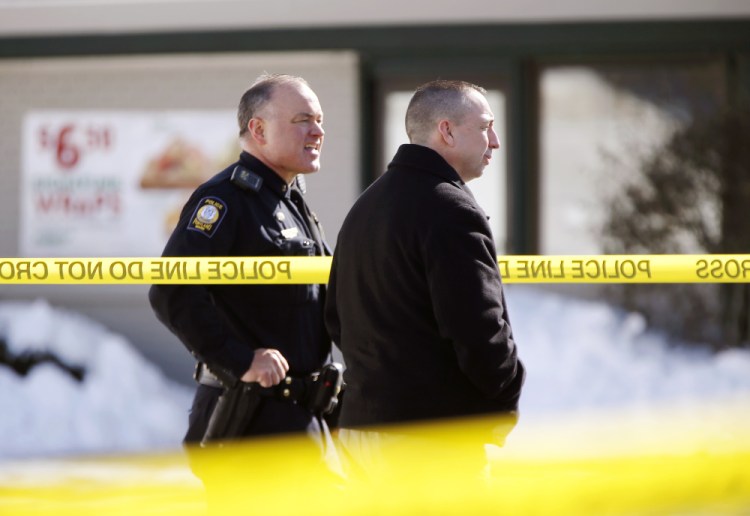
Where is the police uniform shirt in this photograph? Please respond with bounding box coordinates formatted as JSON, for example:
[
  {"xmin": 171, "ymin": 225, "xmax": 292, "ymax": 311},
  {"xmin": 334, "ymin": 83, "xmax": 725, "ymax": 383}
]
[{"xmin": 149, "ymin": 151, "xmax": 330, "ymax": 384}]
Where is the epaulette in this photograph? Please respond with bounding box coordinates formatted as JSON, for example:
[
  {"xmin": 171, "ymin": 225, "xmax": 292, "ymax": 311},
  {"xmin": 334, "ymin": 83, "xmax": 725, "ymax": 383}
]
[{"xmin": 230, "ymin": 165, "xmax": 263, "ymax": 192}]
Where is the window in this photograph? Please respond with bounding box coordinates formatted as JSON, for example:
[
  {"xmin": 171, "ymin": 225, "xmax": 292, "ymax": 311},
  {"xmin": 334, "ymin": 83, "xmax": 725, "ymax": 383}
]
[{"xmin": 538, "ymin": 59, "xmax": 726, "ymax": 254}]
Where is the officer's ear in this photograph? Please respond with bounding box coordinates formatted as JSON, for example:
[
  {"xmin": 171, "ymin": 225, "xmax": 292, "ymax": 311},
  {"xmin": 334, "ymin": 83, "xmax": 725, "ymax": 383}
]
[
  {"xmin": 247, "ymin": 117, "xmax": 266, "ymax": 144},
  {"xmin": 437, "ymin": 119, "xmax": 454, "ymax": 146}
]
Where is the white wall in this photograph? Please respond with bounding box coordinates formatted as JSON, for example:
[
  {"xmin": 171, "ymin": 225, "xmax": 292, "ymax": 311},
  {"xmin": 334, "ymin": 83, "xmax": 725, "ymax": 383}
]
[{"xmin": 1, "ymin": 0, "xmax": 749, "ymax": 36}]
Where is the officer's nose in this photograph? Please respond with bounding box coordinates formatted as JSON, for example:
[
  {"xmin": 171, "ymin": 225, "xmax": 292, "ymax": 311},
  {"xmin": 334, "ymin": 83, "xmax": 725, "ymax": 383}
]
[
  {"xmin": 311, "ymin": 120, "xmax": 324, "ymax": 137},
  {"xmin": 488, "ymin": 126, "xmax": 500, "ymax": 149}
]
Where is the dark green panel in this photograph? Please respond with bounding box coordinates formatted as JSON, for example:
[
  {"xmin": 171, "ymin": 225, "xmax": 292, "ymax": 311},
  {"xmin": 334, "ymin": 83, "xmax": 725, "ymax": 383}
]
[
  {"xmin": 357, "ymin": 55, "xmax": 376, "ymax": 192},
  {"xmin": 733, "ymin": 53, "xmax": 750, "ymax": 108},
  {"xmin": 1, "ymin": 20, "xmax": 750, "ymax": 59},
  {"xmin": 506, "ymin": 59, "xmax": 539, "ymax": 254}
]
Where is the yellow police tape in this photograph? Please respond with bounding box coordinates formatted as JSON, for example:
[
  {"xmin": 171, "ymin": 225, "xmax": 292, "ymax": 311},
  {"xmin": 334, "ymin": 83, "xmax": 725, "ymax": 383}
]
[
  {"xmin": 1, "ymin": 396, "xmax": 749, "ymax": 515},
  {"xmin": 2, "ymin": 254, "xmax": 750, "ymax": 284}
]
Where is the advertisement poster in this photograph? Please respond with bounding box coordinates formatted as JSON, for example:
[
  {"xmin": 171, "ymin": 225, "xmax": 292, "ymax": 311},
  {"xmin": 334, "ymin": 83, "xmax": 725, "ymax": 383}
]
[{"xmin": 21, "ymin": 111, "xmax": 239, "ymax": 257}]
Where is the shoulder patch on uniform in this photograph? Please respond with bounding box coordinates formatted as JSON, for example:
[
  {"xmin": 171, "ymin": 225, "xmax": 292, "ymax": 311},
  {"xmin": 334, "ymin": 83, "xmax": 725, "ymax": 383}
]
[
  {"xmin": 230, "ymin": 165, "xmax": 263, "ymax": 192},
  {"xmin": 187, "ymin": 196, "xmax": 227, "ymax": 238}
]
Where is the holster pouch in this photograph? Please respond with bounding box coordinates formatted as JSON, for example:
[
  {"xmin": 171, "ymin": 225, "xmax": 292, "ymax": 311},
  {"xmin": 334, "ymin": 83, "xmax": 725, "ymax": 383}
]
[
  {"xmin": 200, "ymin": 363, "xmax": 344, "ymax": 446},
  {"xmin": 305, "ymin": 362, "xmax": 344, "ymax": 416},
  {"xmin": 201, "ymin": 382, "xmax": 261, "ymax": 446}
]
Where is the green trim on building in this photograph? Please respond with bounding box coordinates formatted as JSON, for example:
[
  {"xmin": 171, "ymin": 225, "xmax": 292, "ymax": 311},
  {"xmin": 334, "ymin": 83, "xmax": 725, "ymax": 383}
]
[{"xmin": 1, "ymin": 20, "xmax": 749, "ymax": 59}]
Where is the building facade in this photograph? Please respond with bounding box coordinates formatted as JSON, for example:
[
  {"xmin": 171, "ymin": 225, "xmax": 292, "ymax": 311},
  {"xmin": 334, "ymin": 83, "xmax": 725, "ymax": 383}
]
[{"xmin": 1, "ymin": 0, "xmax": 749, "ymax": 381}]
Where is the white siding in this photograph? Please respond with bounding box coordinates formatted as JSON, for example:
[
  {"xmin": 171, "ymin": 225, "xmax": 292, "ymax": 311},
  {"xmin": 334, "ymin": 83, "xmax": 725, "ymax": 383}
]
[{"xmin": 1, "ymin": 0, "xmax": 749, "ymax": 36}]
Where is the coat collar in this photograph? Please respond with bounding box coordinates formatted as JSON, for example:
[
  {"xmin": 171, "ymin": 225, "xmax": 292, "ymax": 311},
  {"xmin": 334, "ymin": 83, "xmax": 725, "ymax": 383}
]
[
  {"xmin": 238, "ymin": 151, "xmax": 293, "ymax": 199},
  {"xmin": 388, "ymin": 144, "xmax": 464, "ymax": 186}
]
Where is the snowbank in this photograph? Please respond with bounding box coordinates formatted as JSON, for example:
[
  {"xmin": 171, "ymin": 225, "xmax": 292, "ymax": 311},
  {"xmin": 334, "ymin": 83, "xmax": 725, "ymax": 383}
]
[
  {"xmin": 507, "ymin": 286, "xmax": 750, "ymax": 417},
  {"xmin": 2, "ymin": 288, "xmax": 749, "ymax": 459},
  {"xmin": 0, "ymin": 299, "xmax": 192, "ymax": 459}
]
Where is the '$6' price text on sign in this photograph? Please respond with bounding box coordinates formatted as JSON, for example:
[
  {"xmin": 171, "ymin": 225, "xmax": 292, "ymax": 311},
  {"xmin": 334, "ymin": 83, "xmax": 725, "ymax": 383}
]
[{"xmin": 38, "ymin": 123, "xmax": 112, "ymax": 170}]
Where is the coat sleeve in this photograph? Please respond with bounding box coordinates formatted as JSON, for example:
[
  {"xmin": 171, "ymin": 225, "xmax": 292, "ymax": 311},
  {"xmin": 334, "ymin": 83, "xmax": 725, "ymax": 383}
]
[
  {"xmin": 421, "ymin": 190, "xmax": 522, "ymax": 401},
  {"xmin": 148, "ymin": 189, "xmax": 255, "ymax": 385}
]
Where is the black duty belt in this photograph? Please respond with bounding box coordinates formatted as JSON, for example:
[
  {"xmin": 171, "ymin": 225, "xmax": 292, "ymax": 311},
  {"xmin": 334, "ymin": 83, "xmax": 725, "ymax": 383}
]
[{"xmin": 194, "ymin": 362, "xmax": 313, "ymax": 405}]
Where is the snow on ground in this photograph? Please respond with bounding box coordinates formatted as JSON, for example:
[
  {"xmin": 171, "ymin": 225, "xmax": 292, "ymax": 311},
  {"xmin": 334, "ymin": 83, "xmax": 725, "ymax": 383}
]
[
  {"xmin": 1, "ymin": 287, "xmax": 750, "ymax": 460},
  {"xmin": 506, "ymin": 286, "xmax": 750, "ymax": 417},
  {"xmin": 0, "ymin": 299, "xmax": 192, "ymax": 459}
]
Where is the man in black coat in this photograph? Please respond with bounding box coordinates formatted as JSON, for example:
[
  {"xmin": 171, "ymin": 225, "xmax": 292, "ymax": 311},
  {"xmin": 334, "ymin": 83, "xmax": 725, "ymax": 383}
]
[{"xmin": 325, "ymin": 80, "xmax": 525, "ymax": 476}]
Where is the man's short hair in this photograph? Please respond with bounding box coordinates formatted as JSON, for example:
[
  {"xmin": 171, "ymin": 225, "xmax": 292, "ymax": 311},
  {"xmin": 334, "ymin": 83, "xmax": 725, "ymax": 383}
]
[
  {"xmin": 237, "ymin": 74, "xmax": 310, "ymax": 137},
  {"xmin": 405, "ymin": 80, "xmax": 487, "ymax": 144}
]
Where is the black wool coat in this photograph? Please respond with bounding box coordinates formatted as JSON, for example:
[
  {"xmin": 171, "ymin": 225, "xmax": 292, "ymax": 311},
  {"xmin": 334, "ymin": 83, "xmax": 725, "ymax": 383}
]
[{"xmin": 325, "ymin": 144, "xmax": 525, "ymax": 428}]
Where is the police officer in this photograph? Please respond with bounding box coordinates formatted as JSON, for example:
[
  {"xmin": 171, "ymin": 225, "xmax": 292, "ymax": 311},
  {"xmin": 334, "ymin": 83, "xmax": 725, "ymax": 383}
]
[{"xmin": 149, "ymin": 74, "xmax": 333, "ymax": 454}]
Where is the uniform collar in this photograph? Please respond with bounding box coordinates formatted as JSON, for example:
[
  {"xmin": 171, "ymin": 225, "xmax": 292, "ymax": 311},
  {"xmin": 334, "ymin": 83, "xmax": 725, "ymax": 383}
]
[
  {"xmin": 238, "ymin": 151, "xmax": 294, "ymax": 198},
  {"xmin": 388, "ymin": 144, "xmax": 464, "ymax": 186}
]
